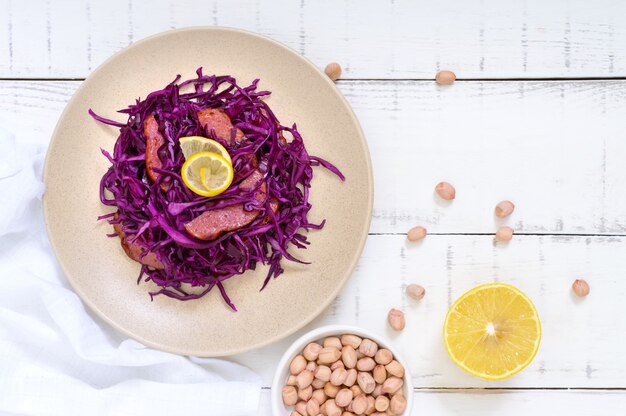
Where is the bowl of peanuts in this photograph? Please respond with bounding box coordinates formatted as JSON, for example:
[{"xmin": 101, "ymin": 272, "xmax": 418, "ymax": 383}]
[{"xmin": 271, "ymin": 325, "xmax": 413, "ymax": 415}]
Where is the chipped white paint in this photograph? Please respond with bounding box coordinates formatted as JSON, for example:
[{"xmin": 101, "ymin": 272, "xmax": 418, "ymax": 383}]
[
  {"xmin": 2, "ymin": 0, "xmax": 626, "ymax": 78},
  {"xmin": 257, "ymin": 389, "xmax": 626, "ymax": 415},
  {"xmin": 3, "ymin": 80, "xmax": 626, "ymax": 235},
  {"xmin": 3, "ymin": 1, "xmax": 626, "ymax": 413}
]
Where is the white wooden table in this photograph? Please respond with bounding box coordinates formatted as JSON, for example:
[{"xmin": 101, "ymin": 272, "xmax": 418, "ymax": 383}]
[{"xmin": 3, "ymin": 0, "xmax": 626, "ymax": 414}]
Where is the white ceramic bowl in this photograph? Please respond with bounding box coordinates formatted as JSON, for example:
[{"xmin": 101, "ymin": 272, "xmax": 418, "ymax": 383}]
[{"xmin": 272, "ymin": 325, "xmax": 413, "ymax": 415}]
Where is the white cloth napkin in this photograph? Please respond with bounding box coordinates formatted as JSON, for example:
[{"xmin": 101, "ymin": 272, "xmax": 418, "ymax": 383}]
[{"xmin": 0, "ymin": 127, "xmax": 262, "ymax": 416}]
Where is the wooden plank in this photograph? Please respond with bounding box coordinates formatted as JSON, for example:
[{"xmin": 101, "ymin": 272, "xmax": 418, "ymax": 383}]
[
  {"xmin": 232, "ymin": 234, "xmax": 626, "ymax": 387},
  {"xmin": 2, "ymin": 80, "xmax": 626, "ymax": 235},
  {"xmin": 258, "ymin": 389, "xmax": 626, "ymax": 415},
  {"xmin": 2, "ymin": 0, "xmax": 626, "ymax": 79}
]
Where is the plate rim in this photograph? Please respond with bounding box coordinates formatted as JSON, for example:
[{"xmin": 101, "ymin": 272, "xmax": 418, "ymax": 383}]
[{"xmin": 42, "ymin": 26, "xmax": 374, "ymax": 356}]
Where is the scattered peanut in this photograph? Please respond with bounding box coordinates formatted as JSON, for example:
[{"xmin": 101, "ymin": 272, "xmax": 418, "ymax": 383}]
[
  {"xmin": 387, "ymin": 308, "xmax": 406, "ymax": 331},
  {"xmin": 303, "ymin": 342, "xmax": 323, "ymax": 361},
  {"xmin": 289, "ymin": 411, "xmax": 301, "ymax": 416},
  {"xmin": 572, "ymin": 279, "xmax": 590, "ymax": 297},
  {"xmin": 407, "ymin": 226, "xmax": 427, "ymax": 242},
  {"xmin": 435, "ymin": 70, "xmax": 456, "ymax": 85},
  {"xmin": 306, "ymin": 361, "xmax": 317, "ymax": 372},
  {"xmin": 325, "ymin": 62, "xmax": 342, "ymax": 81},
  {"xmin": 495, "ymin": 226, "xmax": 514, "ymax": 242},
  {"xmin": 283, "ymin": 386, "xmax": 298, "ymax": 406},
  {"xmin": 290, "ymin": 355, "xmax": 307, "ymax": 375},
  {"xmin": 435, "ymin": 181, "xmax": 456, "ymax": 200},
  {"xmin": 495, "ymin": 200, "xmax": 515, "ymax": 218},
  {"xmin": 287, "ymin": 375, "xmax": 297, "ymax": 386},
  {"xmin": 406, "ymin": 284, "xmax": 425, "ymax": 301}
]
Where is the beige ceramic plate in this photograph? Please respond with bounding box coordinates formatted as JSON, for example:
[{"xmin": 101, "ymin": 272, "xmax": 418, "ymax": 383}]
[{"xmin": 43, "ymin": 27, "xmax": 372, "ymax": 357}]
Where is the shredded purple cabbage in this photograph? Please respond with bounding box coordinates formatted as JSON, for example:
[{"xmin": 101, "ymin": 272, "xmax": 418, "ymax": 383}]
[{"xmin": 91, "ymin": 68, "xmax": 344, "ymax": 310}]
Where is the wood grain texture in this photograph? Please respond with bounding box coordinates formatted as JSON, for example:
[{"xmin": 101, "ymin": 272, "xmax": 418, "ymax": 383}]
[
  {"xmin": 259, "ymin": 388, "xmax": 626, "ymax": 415},
  {"xmin": 2, "ymin": 0, "xmax": 626, "ymax": 79},
  {"xmin": 4, "ymin": 80, "xmax": 626, "ymax": 235},
  {"xmin": 232, "ymin": 234, "xmax": 626, "ymax": 387},
  {"xmin": 257, "ymin": 389, "xmax": 626, "ymax": 415}
]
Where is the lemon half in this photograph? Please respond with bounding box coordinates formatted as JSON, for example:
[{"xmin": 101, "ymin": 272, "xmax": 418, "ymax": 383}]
[
  {"xmin": 179, "ymin": 136, "xmax": 232, "ymax": 164},
  {"xmin": 443, "ymin": 283, "xmax": 541, "ymax": 380},
  {"xmin": 181, "ymin": 151, "xmax": 234, "ymax": 197}
]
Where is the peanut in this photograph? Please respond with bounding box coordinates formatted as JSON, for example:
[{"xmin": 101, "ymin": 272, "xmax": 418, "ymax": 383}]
[
  {"xmin": 407, "ymin": 226, "xmax": 427, "ymax": 242},
  {"xmin": 290, "ymin": 355, "xmax": 307, "ymax": 375},
  {"xmin": 389, "ymin": 393, "xmax": 407, "ymax": 414},
  {"xmin": 435, "ymin": 181, "xmax": 456, "ymax": 200},
  {"xmin": 357, "ymin": 371, "xmax": 376, "ymax": 394},
  {"xmin": 298, "ymin": 385, "xmax": 313, "ymax": 401},
  {"xmin": 496, "ymin": 226, "xmax": 514, "ymax": 242},
  {"xmin": 374, "ymin": 349, "xmax": 393, "ymax": 365},
  {"xmin": 435, "ymin": 70, "xmax": 456, "ymax": 85},
  {"xmin": 406, "ymin": 284, "xmax": 426, "ymax": 301},
  {"xmin": 385, "ymin": 360, "xmax": 405, "ymax": 378},
  {"xmin": 283, "ymin": 386, "xmax": 298, "ymax": 406},
  {"xmin": 387, "ymin": 308, "xmax": 406, "ymax": 331},
  {"xmin": 573, "ymin": 279, "xmax": 590, "ymax": 297},
  {"xmin": 296, "ymin": 370, "xmax": 314, "ymax": 389},
  {"xmin": 335, "ymin": 388, "xmax": 354, "ymax": 407},
  {"xmin": 358, "ymin": 339, "xmax": 378, "ymax": 357},
  {"xmin": 356, "ymin": 357, "xmax": 376, "ymax": 372},
  {"xmin": 341, "ymin": 334, "xmax": 363, "ymax": 349},
  {"xmin": 373, "ymin": 365, "xmax": 387, "ymax": 384},
  {"xmin": 303, "ymin": 342, "xmax": 323, "ymax": 361},
  {"xmin": 342, "ymin": 345, "xmax": 358, "ymax": 369},
  {"xmin": 318, "ymin": 347, "xmax": 342, "ymax": 364},
  {"xmin": 325, "ymin": 63, "xmax": 342, "ymax": 81},
  {"xmin": 495, "ymin": 200, "xmax": 515, "ymax": 218}
]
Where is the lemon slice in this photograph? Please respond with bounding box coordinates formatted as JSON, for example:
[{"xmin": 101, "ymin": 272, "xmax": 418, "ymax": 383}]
[
  {"xmin": 443, "ymin": 283, "xmax": 541, "ymax": 380},
  {"xmin": 181, "ymin": 151, "xmax": 234, "ymax": 197},
  {"xmin": 179, "ymin": 136, "xmax": 232, "ymax": 164}
]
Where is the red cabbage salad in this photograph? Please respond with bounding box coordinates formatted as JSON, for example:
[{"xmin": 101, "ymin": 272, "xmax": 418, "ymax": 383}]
[{"xmin": 91, "ymin": 68, "xmax": 344, "ymax": 310}]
